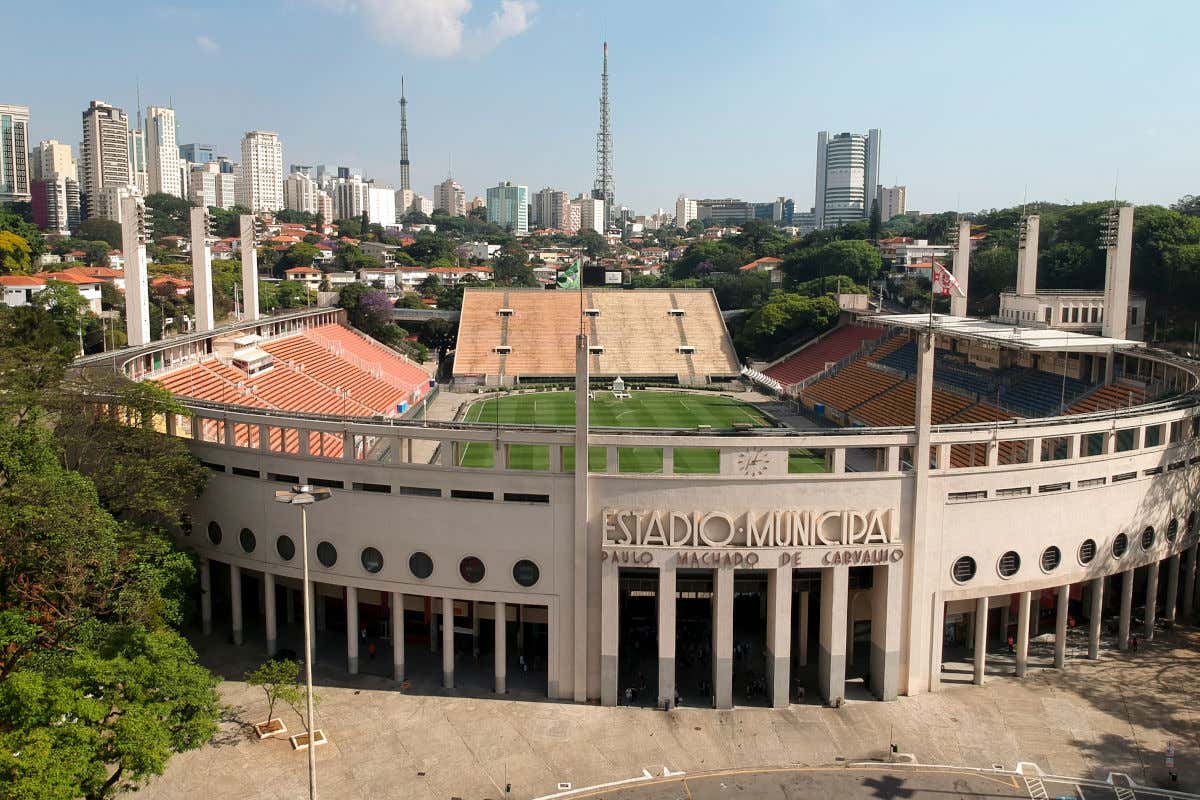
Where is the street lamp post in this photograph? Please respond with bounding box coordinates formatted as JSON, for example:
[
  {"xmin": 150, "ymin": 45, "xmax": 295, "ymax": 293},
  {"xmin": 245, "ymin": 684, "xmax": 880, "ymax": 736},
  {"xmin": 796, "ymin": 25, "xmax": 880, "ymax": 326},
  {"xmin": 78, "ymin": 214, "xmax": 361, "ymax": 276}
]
[{"xmin": 274, "ymin": 484, "xmax": 333, "ymax": 800}]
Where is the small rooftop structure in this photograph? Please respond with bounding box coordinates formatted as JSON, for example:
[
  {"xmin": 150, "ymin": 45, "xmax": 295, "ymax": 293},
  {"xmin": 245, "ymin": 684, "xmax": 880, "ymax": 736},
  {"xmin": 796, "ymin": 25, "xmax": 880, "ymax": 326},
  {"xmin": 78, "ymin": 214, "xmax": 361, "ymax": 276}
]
[{"xmin": 864, "ymin": 313, "xmax": 1144, "ymax": 353}]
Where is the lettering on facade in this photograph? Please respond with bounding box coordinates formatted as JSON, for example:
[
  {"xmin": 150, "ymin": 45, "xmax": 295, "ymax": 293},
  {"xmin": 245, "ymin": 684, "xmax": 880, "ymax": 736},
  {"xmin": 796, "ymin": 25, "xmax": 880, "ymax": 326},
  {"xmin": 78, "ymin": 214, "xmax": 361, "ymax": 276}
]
[
  {"xmin": 601, "ymin": 507, "xmax": 899, "ymax": 549},
  {"xmin": 600, "ymin": 547, "xmax": 903, "ymax": 569}
]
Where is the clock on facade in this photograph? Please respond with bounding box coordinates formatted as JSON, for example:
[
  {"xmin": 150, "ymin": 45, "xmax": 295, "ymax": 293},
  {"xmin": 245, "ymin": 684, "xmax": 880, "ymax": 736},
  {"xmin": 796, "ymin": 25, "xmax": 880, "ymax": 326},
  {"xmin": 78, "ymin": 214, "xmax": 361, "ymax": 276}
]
[{"xmin": 736, "ymin": 448, "xmax": 770, "ymax": 477}]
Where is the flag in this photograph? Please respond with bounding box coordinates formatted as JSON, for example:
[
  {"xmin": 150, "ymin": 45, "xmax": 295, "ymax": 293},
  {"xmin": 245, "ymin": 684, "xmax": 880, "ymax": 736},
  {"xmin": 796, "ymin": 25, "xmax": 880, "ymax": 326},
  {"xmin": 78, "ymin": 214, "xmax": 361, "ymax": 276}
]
[
  {"xmin": 557, "ymin": 258, "xmax": 581, "ymax": 289},
  {"xmin": 932, "ymin": 261, "xmax": 966, "ymax": 298}
]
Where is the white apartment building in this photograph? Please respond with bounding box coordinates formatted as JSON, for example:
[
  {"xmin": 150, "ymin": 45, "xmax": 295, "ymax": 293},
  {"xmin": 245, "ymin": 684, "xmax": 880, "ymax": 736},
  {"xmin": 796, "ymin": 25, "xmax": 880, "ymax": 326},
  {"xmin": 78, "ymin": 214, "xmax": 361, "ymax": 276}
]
[
  {"xmin": 575, "ymin": 195, "xmax": 605, "ymax": 235},
  {"xmin": 284, "ymin": 171, "xmax": 319, "ymax": 214},
  {"xmin": 145, "ymin": 106, "xmax": 182, "ymax": 197},
  {"xmin": 878, "ymin": 185, "xmax": 906, "ymax": 221},
  {"xmin": 0, "ymin": 104, "xmax": 30, "ymax": 204},
  {"xmin": 434, "ymin": 178, "xmax": 466, "ymax": 217},
  {"xmin": 30, "ymin": 139, "xmax": 76, "ymax": 183},
  {"xmin": 814, "ymin": 129, "xmax": 881, "ymax": 229},
  {"xmin": 127, "ymin": 128, "xmax": 147, "ymax": 195},
  {"xmin": 565, "ymin": 201, "xmax": 581, "ymax": 234},
  {"xmin": 410, "ymin": 194, "xmax": 434, "ymax": 217},
  {"xmin": 189, "ymin": 162, "xmax": 237, "ymax": 209},
  {"xmin": 395, "ymin": 188, "xmax": 414, "ymax": 220},
  {"xmin": 33, "ymin": 174, "xmax": 81, "ymax": 235},
  {"xmin": 532, "ymin": 187, "xmax": 569, "ymax": 231},
  {"xmin": 332, "ymin": 176, "xmax": 365, "ymax": 220},
  {"xmin": 236, "ymin": 131, "xmax": 284, "ymax": 213},
  {"xmin": 315, "ymin": 190, "xmax": 333, "ymax": 228},
  {"xmin": 674, "ymin": 196, "xmax": 697, "ymax": 229},
  {"xmin": 366, "ymin": 184, "xmax": 396, "ymax": 226},
  {"xmin": 80, "ymin": 100, "xmax": 133, "ymax": 220}
]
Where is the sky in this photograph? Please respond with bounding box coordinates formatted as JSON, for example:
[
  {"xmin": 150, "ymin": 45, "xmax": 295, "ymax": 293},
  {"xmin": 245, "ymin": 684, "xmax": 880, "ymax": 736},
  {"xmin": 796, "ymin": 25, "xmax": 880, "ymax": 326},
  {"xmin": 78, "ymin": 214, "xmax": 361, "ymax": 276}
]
[{"xmin": 12, "ymin": 0, "xmax": 1200, "ymax": 215}]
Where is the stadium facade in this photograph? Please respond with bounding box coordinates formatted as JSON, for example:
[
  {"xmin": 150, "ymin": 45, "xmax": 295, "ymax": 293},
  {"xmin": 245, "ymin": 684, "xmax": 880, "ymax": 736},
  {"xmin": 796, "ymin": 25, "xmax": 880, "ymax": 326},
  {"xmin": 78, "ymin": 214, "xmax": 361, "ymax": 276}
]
[{"xmin": 76, "ymin": 202, "xmax": 1200, "ymax": 710}]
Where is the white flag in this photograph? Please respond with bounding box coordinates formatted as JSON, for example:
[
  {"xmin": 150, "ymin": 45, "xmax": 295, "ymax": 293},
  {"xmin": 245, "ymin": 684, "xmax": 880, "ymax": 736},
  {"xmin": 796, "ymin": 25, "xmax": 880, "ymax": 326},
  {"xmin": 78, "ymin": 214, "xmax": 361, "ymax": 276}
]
[{"xmin": 933, "ymin": 261, "xmax": 966, "ymax": 298}]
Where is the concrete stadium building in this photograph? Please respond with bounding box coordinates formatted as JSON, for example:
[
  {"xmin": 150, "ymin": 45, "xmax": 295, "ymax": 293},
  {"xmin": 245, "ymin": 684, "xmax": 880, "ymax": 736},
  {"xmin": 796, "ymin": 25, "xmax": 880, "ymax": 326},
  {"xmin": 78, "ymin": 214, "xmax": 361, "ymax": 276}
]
[{"xmin": 78, "ymin": 205, "xmax": 1200, "ymax": 711}]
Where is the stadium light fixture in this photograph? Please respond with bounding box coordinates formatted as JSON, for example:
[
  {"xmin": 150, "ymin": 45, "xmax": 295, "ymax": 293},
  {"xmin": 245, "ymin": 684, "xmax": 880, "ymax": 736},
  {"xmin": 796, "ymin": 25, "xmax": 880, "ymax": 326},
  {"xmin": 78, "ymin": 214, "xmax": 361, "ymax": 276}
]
[{"xmin": 274, "ymin": 484, "xmax": 333, "ymax": 800}]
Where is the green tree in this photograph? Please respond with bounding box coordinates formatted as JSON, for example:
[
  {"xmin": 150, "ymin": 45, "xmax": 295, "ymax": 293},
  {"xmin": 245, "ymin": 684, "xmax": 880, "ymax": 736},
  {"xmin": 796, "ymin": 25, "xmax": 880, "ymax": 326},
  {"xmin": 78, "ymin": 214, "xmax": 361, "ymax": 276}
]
[
  {"xmin": 491, "ymin": 242, "xmax": 535, "ymax": 286},
  {"xmin": 419, "ymin": 317, "xmax": 458, "ymax": 362},
  {"xmin": 783, "ymin": 240, "xmax": 882, "ymax": 287},
  {"xmin": 334, "ymin": 217, "xmax": 363, "ymax": 238},
  {"xmin": 0, "ymin": 229, "xmax": 33, "ymax": 274},
  {"xmin": 206, "ymin": 205, "xmax": 251, "ymax": 239},
  {"xmin": 144, "ymin": 193, "xmax": 194, "ymax": 240},
  {"xmin": 735, "ymin": 293, "xmax": 839, "ymax": 357},
  {"xmin": 1170, "ymin": 195, "xmax": 1200, "ymax": 217},
  {"xmin": 77, "ymin": 218, "xmax": 123, "ymax": 250},
  {"xmin": 246, "ymin": 659, "xmax": 300, "ymax": 724},
  {"xmin": 868, "ymin": 199, "xmax": 882, "ymax": 241},
  {"xmin": 0, "ymin": 209, "xmax": 46, "ymax": 258}
]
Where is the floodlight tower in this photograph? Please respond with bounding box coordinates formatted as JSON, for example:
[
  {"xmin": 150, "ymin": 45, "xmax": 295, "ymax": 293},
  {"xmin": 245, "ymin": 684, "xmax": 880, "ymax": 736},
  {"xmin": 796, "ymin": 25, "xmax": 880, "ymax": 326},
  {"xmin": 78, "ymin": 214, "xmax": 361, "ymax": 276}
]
[
  {"xmin": 189, "ymin": 207, "xmax": 215, "ymax": 332},
  {"xmin": 949, "ymin": 218, "xmax": 971, "ymax": 317},
  {"xmin": 1101, "ymin": 204, "xmax": 1135, "ymax": 340},
  {"xmin": 1015, "ymin": 213, "xmax": 1040, "ymax": 297},
  {"xmin": 120, "ymin": 195, "xmax": 152, "ymax": 346},
  {"xmin": 239, "ymin": 214, "xmax": 263, "ymax": 321}
]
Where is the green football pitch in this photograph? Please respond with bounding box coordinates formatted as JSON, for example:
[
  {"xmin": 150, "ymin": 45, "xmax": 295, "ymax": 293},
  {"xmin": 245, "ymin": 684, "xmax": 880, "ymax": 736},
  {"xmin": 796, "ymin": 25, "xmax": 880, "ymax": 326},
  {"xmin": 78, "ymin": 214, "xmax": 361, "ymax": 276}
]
[{"xmin": 456, "ymin": 391, "xmax": 827, "ymax": 473}]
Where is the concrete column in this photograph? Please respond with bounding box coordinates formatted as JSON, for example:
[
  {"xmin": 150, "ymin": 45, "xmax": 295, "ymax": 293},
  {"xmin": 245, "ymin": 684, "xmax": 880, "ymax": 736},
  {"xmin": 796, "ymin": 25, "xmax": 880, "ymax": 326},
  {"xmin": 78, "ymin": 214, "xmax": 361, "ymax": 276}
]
[
  {"xmin": 1015, "ymin": 591, "xmax": 1031, "ymax": 677},
  {"xmin": 951, "ymin": 218, "xmax": 971, "ymax": 317},
  {"xmin": 471, "ymin": 605, "xmax": 481, "ymax": 657},
  {"xmin": 442, "ymin": 596, "xmax": 455, "ymax": 688},
  {"xmin": 346, "ymin": 586, "xmax": 359, "ymax": 675},
  {"xmin": 1000, "ymin": 604, "xmax": 1011, "ymax": 644},
  {"xmin": 391, "ymin": 591, "xmax": 405, "ymax": 682},
  {"xmin": 229, "ymin": 563, "xmax": 243, "ymax": 646},
  {"xmin": 972, "ymin": 596, "xmax": 988, "ymax": 685},
  {"xmin": 1118, "ymin": 569, "xmax": 1134, "ymax": 649},
  {"xmin": 870, "ymin": 561, "xmax": 903, "ymax": 701},
  {"xmin": 713, "ymin": 567, "xmax": 733, "ymax": 709},
  {"xmin": 1183, "ymin": 545, "xmax": 1197, "ymax": 620},
  {"xmin": 200, "ymin": 557, "xmax": 212, "ymax": 636},
  {"xmin": 264, "ymin": 572, "xmax": 277, "ymax": 656},
  {"xmin": 1144, "ymin": 561, "xmax": 1159, "ymax": 640},
  {"xmin": 495, "ymin": 601, "xmax": 507, "ymax": 694},
  {"xmin": 818, "ymin": 566, "xmax": 848, "ymax": 704},
  {"xmin": 1164, "ymin": 554, "xmax": 1180, "ymax": 623},
  {"xmin": 286, "ymin": 587, "xmax": 296, "ymax": 625},
  {"xmin": 600, "ymin": 557, "xmax": 619, "ymax": 706},
  {"xmin": 766, "ymin": 566, "xmax": 792, "ymax": 708},
  {"xmin": 1054, "ymin": 585, "xmax": 1069, "ymax": 669},
  {"xmin": 431, "ymin": 602, "xmax": 439, "ymax": 654},
  {"xmin": 315, "ymin": 586, "xmax": 327, "ymax": 633},
  {"xmin": 658, "ymin": 560, "xmax": 677, "ymax": 708},
  {"xmin": 1088, "ymin": 577, "xmax": 1104, "ymax": 660},
  {"xmin": 905, "ymin": 330, "xmax": 936, "ymax": 695},
  {"xmin": 238, "ymin": 214, "xmax": 260, "ymax": 321},
  {"xmin": 929, "ymin": 599, "xmax": 945, "ymax": 692},
  {"xmin": 798, "ymin": 591, "xmax": 810, "ymax": 667}
]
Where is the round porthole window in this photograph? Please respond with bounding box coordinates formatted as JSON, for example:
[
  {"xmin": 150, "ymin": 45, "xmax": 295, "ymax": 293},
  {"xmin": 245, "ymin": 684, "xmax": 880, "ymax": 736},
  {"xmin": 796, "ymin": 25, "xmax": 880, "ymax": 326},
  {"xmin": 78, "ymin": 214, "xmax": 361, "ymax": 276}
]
[
  {"xmin": 361, "ymin": 547, "xmax": 384, "ymax": 574},
  {"xmin": 239, "ymin": 528, "xmax": 256, "ymax": 553},
  {"xmin": 409, "ymin": 551, "xmax": 433, "ymax": 579},
  {"xmin": 1142, "ymin": 526, "xmax": 1155, "ymax": 550},
  {"xmin": 998, "ymin": 551, "xmax": 1021, "ymax": 578},
  {"xmin": 952, "ymin": 556, "xmax": 976, "ymax": 583},
  {"xmin": 459, "ymin": 556, "xmax": 486, "ymax": 584},
  {"xmin": 512, "ymin": 559, "xmax": 540, "ymax": 588},
  {"xmin": 207, "ymin": 521, "xmax": 222, "ymax": 545},
  {"xmin": 1167, "ymin": 519, "xmax": 1178, "ymax": 542},
  {"xmin": 1041, "ymin": 546, "xmax": 1061, "ymax": 572},
  {"xmin": 316, "ymin": 541, "xmax": 337, "ymax": 568},
  {"xmin": 276, "ymin": 535, "xmax": 295, "ymax": 561},
  {"xmin": 1113, "ymin": 533, "xmax": 1129, "ymax": 558},
  {"xmin": 1078, "ymin": 539, "xmax": 1097, "ymax": 565}
]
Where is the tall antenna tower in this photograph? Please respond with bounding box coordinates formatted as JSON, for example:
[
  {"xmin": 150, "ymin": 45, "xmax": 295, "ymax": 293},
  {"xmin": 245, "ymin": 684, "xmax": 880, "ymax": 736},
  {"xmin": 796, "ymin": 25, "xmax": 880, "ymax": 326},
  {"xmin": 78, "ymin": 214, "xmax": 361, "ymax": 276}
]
[
  {"xmin": 399, "ymin": 77, "xmax": 411, "ymax": 191},
  {"xmin": 592, "ymin": 41, "xmax": 615, "ymax": 228}
]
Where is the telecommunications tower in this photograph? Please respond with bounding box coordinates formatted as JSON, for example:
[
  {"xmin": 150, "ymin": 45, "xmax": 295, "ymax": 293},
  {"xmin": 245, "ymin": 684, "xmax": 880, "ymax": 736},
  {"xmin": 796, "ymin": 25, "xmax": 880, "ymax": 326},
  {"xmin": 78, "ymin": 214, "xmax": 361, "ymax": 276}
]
[
  {"xmin": 399, "ymin": 77, "xmax": 411, "ymax": 191},
  {"xmin": 592, "ymin": 42, "xmax": 615, "ymax": 228}
]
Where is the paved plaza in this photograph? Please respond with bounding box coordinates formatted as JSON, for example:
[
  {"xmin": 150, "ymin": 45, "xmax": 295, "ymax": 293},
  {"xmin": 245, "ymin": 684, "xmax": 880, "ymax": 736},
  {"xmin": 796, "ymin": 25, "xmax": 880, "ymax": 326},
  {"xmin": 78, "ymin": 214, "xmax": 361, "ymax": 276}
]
[{"xmin": 136, "ymin": 625, "xmax": 1200, "ymax": 800}]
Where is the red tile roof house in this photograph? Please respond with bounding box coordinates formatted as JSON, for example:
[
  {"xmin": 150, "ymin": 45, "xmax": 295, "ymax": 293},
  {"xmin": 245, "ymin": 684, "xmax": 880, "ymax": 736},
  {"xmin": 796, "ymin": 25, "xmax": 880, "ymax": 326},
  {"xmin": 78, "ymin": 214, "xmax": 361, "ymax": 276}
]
[{"xmin": 150, "ymin": 275, "xmax": 194, "ymax": 297}]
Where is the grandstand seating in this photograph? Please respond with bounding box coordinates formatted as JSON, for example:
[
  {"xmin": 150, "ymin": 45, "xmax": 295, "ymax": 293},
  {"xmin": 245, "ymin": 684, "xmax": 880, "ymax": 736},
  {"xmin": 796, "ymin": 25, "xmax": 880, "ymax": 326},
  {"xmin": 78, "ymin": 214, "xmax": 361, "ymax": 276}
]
[
  {"xmin": 452, "ymin": 288, "xmax": 740, "ymax": 384},
  {"xmin": 1000, "ymin": 369, "xmax": 1091, "ymax": 417},
  {"xmin": 762, "ymin": 325, "xmax": 885, "ymax": 388},
  {"xmin": 1068, "ymin": 383, "xmax": 1148, "ymax": 414},
  {"xmin": 152, "ymin": 323, "xmax": 429, "ymax": 421},
  {"xmin": 801, "ymin": 335, "xmax": 910, "ymax": 415}
]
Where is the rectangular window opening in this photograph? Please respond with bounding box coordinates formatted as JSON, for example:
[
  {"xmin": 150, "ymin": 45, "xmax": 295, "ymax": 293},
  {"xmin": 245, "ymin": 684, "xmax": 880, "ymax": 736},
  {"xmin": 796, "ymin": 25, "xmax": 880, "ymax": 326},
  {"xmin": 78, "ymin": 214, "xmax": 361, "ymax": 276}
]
[
  {"xmin": 398, "ymin": 485, "xmax": 441, "ymax": 497},
  {"xmin": 268, "ymin": 472, "xmax": 300, "ymax": 483},
  {"xmin": 450, "ymin": 489, "xmax": 494, "ymax": 501},
  {"xmin": 503, "ymin": 492, "xmax": 550, "ymax": 504},
  {"xmin": 231, "ymin": 466, "xmax": 260, "ymax": 478},
  {"xmin": 353, "ymin": 482, "xmax": 391, "ymax": 493}
]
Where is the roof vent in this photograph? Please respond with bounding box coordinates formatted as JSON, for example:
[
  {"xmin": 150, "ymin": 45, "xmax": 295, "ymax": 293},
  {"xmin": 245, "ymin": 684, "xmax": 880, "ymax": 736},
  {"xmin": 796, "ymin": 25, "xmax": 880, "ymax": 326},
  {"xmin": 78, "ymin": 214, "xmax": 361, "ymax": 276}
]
[
  {"xmin": 588, "ymin": 345, "xmax": 605, "ymax": 354},
  {"xmin": 497, "ymin": 308, "xmax": 513, "ymax": 316},
  {"xmin": 677, "ymin": 345, "xmax": 696, "ymax": 354},
  {"xmin": 668, "ymin": 308, "xmax": 685, "ymax": 316},
  {"xmin": 494, "ymin": 345, "xmax": 512, "ymax": 354},
  {"xmin": 584, "ymin": 308, "xmax": 600, "ymax": 317}
]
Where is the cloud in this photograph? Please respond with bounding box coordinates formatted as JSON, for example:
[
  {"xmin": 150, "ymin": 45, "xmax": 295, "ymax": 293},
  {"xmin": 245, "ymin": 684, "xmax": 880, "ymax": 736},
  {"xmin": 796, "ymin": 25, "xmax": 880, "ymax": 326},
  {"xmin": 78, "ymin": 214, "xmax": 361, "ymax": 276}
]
[
  {"xmin": 316, "ymin": 0, "xmax": 537, "ymax": 57},
  {"xmin": 195, "ymin": 35, "xmax": 220, "ymax": 53}
]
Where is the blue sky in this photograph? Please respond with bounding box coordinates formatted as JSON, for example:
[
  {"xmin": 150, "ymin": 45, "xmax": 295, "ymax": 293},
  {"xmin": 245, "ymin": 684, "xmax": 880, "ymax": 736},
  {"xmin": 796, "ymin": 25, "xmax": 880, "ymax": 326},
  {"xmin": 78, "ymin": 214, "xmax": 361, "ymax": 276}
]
[{"xmin": 13, "ymin": 0, "xmax": 1200, "ymax": 215}]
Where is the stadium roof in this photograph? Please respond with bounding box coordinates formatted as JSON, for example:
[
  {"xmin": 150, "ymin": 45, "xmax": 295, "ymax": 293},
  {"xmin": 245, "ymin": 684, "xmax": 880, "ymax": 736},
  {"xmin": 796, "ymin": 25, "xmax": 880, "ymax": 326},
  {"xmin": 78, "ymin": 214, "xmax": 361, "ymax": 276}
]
[{"xmin": 864, "ymin": 313, "xmax": 1145, "ymax": 353}]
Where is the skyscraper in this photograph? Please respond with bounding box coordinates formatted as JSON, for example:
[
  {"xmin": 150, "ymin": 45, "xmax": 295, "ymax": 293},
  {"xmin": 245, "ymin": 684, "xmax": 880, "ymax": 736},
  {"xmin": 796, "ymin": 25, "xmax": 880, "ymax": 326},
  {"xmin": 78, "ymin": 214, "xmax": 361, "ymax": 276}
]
[
  {"xmin": 434, "ymin": 177, "xmax": 466, "ymax": 217},
  {"xmin": 813, "ymin": 129, "xmax": 881, "ymax": 229},
  {"xmin": 486, "ymin": 181, "xmax": 528, "ymax": 236},
  {"xmin": 31, "ymin": 140, "xmax": 76, "ymax": 183},
  {"xmin": 591, "ymin": 42, "xmax": 614, "ymax": 229},
  {"xmin": 145, "ymin": 106, "xmax": 182, "ymax": 197},
  {"xmin": 532, "ymin": 187, "xmax": 569, "ymax": 230},
  {"xmin": 674, "ymin": 196, "xmax": 697, "ymax": 229},
  {"xmin": 127, "ymin": 128, "xmax": 147, "ymax": 194},
  {"xmin": 0, "ymin": 104, "xmax": 30, "ymax": 203},
  {"xmin": 236, "ymin": 131, "xmax": 283, "ymax": 213},
  {"xmin": 81, "ymin": 100, "xmax": 133, "ymax": 220},
  {"xmin": 878, "ymin": 185, "xmax": 906, "ymax": 222},
  {"xmin": 179, "ymin": 143, "xmax": 215, "ymax": 165},
  {"xmin": 398, "ymin": 77, "xmax": 411, "ymax": 192}
]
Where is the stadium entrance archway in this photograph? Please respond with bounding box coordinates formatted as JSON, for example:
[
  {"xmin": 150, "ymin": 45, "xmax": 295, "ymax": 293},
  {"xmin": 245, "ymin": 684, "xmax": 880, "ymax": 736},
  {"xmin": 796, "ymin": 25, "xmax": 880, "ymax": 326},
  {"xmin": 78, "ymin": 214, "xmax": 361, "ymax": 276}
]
[
  {"xmin": 617, "ymin": 568, "xmax": 659, "ymax": 706},
  {"xmin": 789, "ymin": 570, "xmax": 821, "ymax": 703},
  {"xmin": 675, "ymin": 570, "xmax": 715, "ymax": 707},
  {"xmin": 732, "ymin": 572, "xmax": 769, "ymax": 706}
]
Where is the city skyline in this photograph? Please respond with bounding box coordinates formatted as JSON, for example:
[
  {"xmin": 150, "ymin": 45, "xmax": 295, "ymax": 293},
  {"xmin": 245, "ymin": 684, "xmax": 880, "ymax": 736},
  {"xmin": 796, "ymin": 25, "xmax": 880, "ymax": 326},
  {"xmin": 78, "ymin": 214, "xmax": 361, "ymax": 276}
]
[{"xmin": 10, "ymin": 1, "xmax": 1200, "ymax": 216}]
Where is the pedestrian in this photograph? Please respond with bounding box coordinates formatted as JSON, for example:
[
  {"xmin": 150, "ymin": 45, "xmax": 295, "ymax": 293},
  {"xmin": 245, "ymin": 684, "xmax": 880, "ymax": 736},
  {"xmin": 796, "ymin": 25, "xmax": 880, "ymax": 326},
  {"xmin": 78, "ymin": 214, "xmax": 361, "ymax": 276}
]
[
  {"xmin": 1007, "ymin": 634, "xmax": 1015, "ymax": 653},
  {"xmin": 368, "ymin": 641, "xmax": 376, "ymax": 660},
  {"xmin": 1130, "ymin": 634, "xmax": 1139, "ymax": 651},
  {"xmin": 360, "ymin": 626, "xmax": 368, "ymax": 646},
  {"xmin": 624, "ymin": 687, "xmax": 633, "ymax": 705}
]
